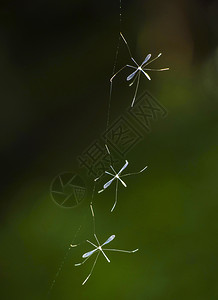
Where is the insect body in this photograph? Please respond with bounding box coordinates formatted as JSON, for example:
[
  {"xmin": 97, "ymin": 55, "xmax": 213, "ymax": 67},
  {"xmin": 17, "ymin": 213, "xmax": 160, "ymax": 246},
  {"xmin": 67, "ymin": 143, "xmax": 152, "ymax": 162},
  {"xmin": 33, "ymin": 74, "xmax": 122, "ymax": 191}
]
[{"xmin": 73, "ymin": 233, "xmax": 138, "ymax": 285}]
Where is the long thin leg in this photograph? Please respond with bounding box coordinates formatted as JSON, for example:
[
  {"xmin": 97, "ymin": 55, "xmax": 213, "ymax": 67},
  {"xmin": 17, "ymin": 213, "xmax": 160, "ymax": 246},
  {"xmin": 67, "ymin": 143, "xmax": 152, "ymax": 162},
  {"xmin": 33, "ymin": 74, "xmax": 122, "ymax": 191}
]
[
  {"xmin": 120, "ymin": 166, "xmax": 148, "ymax": 178},
  {"xmin": 82, "ymin": 252, "xmax": 100, "ymax": 285},
  {"xmin": 105, "ymin": 144, "xmax": 111, "ymax": 155},
  {"xmin": 90, "ymin": 202, "xmax": 96, "ymax": 236},
  {"xmin": 101, "ymin": 250, "xmax": 110, "ymax": 263},
  {"xmin": 111, "ymin": 179, "xmax": 119, "ymax": 212},
  {"xmin": 110, "ymin": 64, "xmax": 135, "ymax": 82},
  {"xmin": 120, "ymin": 32, "xmax": 138, "ymax": 66},
  {"xmin": 143, "ymin": 68, "xmax": 169, "ymax": 71},
  {"xmin": 94, "ymin": 234, "xmax": 100, "ymax": 246},
  {"xmin": 75, "ymin": 255, "xmax": 92, "ymax": 267},
  {"xmin": 104, "ymin": 248, "xmax": 139, "ymax": 253},
  {"xmin": 86, "ymin": 240, "xmax": 97, "ymax": 248},
  {"xmin": 95, "ymin": 170, "xmax": 114, "ymax": 185},
  {"xmin": 131, "ymin": 71, "xmax": 141, "ymax": 107},
  {"xmin": 94, "ymin": 173, "xmax": 104, "ymax": 182},
  {"xmin": 110, "ymin": 165, "xmax": 117, "ymax": 175},
  {"xmin": 105, "ymin": 171, "xmax": 114, "ymax": 176},
  {"xmin": 141, "ymin": 69, "xmax": 151, "ymax": 80},
  {"xmin": 129, "ymin": 72, "xmax": 139, "ymax": 87},
  {"xmin": 105, "ymin": 144, "xmax": 115, "ymax": 169},
  {"xmin": 143, "ymin": 53, "xmax": 162, "ymax": 66},
  {"xmin": 118, "ymin": 176, "xmax": 127, "ymax": 187}
]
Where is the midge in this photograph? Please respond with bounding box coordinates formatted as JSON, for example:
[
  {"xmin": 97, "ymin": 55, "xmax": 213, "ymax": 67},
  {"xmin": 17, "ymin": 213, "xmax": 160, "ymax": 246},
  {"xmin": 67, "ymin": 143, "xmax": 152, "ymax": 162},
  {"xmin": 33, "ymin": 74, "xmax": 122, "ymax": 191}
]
[
  {"xmin": 110, "ymin": 32, "xmax": 169, "ymax": 107},
  {"xmin": 72, "ymin": 233, "xmax": 138, "ymax": 285},
  {"xmin": 96, "ymin": 145, "xmax": 148, "ymax": 212}
]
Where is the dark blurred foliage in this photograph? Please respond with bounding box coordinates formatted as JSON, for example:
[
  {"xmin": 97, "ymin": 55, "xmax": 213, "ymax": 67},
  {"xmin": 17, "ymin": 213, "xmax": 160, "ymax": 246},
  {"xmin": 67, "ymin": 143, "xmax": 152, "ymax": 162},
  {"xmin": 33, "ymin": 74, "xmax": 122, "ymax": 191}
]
[{"xmin": 0, "ymin": 0, "xmax": 218, "ymax": 299}]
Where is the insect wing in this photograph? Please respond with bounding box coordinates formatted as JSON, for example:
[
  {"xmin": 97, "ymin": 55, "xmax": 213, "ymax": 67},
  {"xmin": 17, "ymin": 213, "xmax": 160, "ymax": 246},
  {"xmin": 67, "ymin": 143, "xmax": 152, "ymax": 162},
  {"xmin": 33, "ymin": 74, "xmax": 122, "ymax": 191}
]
[
  {"xmin": 102, "ymin": 235, "xmax": 115, "ymax": 247},
  {"xmin": 141, "ymin": 54, "xmax": 151, "ymax": 67},
  {"xmin": 103, "ymin": 177, "xmax": 116, "ymax": 189},
  {"xmin": 127, "ymin": 69, "xmax": 138, "ymax": 81},
  {"xmin": 82, "ymin": 248, "xmax": 97, "ymax": 258}
]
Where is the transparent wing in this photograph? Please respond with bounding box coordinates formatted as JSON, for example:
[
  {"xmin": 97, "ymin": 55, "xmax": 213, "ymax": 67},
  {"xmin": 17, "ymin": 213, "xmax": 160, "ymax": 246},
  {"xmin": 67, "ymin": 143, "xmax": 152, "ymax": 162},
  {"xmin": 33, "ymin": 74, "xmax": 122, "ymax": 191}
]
[
  {"xmin": 118, "ymin": 160, "xmax": 129, "ymax": 175},
  {"xmin": 143, "ymin": 53, "xmax": 162, "ymax": 67},
  {"xmin": 127, "ymin": 69, "xmax": 138, "ymax": 81},
  {"xmin": 141, "ymin": 54, "xmax": 151, "ymax": 67},
  {"xmin": 103, "ymin": 176, "xmax": 116, "ymax": 189},
  {"xmin": 82, "ymin": 248, "xmax": 97, "ymax": 258},
  {"xmin": 102, "ymin": 235, "xmax": 115, "ymax": 247}
]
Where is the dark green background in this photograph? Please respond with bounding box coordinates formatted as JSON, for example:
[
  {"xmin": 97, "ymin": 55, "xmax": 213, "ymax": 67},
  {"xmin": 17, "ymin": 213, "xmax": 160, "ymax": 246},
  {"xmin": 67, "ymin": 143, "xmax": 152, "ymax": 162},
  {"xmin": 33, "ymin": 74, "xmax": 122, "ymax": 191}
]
[{"xmin": 1, "ymin": 0, "xmax": 218, "ymax": 299}]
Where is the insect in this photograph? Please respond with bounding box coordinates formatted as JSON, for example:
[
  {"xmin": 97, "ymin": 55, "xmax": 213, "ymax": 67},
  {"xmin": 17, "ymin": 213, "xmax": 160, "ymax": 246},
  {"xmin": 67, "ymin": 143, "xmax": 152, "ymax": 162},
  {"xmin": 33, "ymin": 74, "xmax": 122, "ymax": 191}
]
[
  {"xmin": 96, "ymin": 149, "xmax": 148, "ymax": 212},
  {"xmin": 73, "ymin": 232, "xmax": 138, "ymax": 285},
  {"xmin": 110, "ymin": 32, "xmax": 169, "ymax": 107}
]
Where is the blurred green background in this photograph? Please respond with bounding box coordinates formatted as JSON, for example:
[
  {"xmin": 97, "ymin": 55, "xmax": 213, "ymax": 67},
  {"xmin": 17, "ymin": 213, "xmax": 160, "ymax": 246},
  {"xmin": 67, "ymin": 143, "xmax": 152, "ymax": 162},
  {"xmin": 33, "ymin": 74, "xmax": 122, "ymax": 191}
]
[{"xmin": 1, "ymin": 0, "xmax": 218, "ymax": 299}]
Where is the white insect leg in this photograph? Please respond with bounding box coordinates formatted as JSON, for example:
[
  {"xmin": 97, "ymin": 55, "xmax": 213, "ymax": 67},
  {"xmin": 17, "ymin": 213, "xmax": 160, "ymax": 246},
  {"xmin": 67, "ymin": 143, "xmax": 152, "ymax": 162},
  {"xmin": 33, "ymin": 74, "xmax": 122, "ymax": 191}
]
[
  {"xmin": 86, "ymin": 240, "xmax": 97, "ymax": 248},
  {"xmin": 90, "ymin": 202, "xmax": 97, "ymax": 236},
  {"xmin": 94, "ymin": 173, "xmax": 104, "ymax": 182},
  {"xmin": 101, "ymin": 250, "xmax": 111, "ymax": 263},
  {"xmin": 90, "ymin": 202, "xmax": 95, "ymax": 217},
  {"xmin": 143, "ymin": 68, "xmax": 169, "ymax": 71},
  {"xmin": 120, "ymin": 32, "xmax": 138, "ymax": 66},
  {"xmin": 94, "ymin": 234, "xmax": 100, "ymax": 246},
  {"xmin": 104, "ymin": 248, "xmax": 139, "ymax": 253},
  {"xmin": 82, "ymin": 252, "xmax": 100, "ymax": 285},
  {"xmin": 143, "ymin": 53, "xmax": 162, "ymax": 66},
  {"xmin": 141, "ymin": 69, "xmax": 151, "ymax": 80},
  {"xmin": 110, "ymin": 64, "xmax": 136, "ymax": 82},
  {"xmin": 75, "ymin": 256, "xmax": 92, "ymax": 267},
  {"xmin": 131, "ymin": 71, "xmax": 141, "ymax": 107},
  {"xmin": 105, "ymin": 171, "xmax": 115, "ymax": 176},
  {"xmin": 105, "ymin": 144, "xmax": 111, "ymax": 155},
  {"xmin": 110, "ymin": 164, "xmax": 117, "ymax": 175},
  {"xmin": 120, "ymin": 166, "xmax": 148, "ymax": 178},
  {"xmin": 111, "ymin": 179, "xmax": 119, "ymax": 212},
  {"xmin": 117, "ymin": 176, "xmax": 127, "ymax": 187}
]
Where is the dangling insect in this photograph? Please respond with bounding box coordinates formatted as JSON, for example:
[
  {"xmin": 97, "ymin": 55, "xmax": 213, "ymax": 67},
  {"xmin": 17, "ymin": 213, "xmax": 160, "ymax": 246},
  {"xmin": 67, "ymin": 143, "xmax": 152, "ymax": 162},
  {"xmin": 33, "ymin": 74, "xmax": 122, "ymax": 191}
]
[
  {"xmin": 73, "ymin": 232, "xmax": 138, "ymax": 285},
  {"xmin": 110, "ymin": 32, "xmax": 169, "ymax": 107},
  {"xmin": 96, "ymin": 147, "xmax": 148, "ymax": 212}
]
